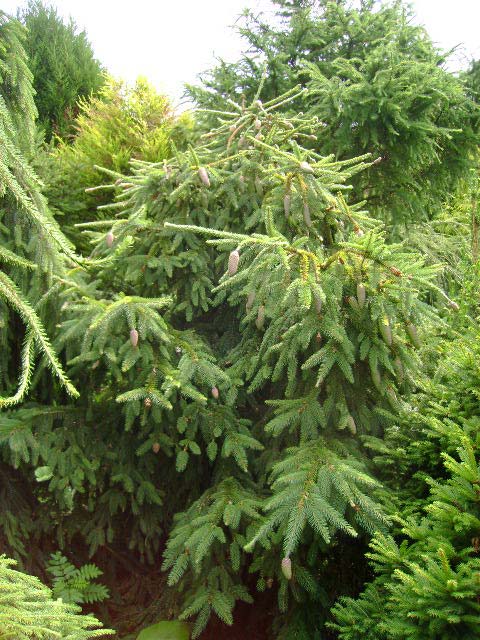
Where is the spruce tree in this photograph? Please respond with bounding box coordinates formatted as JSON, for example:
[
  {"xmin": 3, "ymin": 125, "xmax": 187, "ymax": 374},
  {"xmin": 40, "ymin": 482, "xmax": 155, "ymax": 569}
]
[
  {"xmin": 188, "ymin": 0, "xmax": 479, "ymax": 225},
  {"xmin": 0, "ymin": 10, "xmax": 78, "ymax": 408},
  {"xmin": 0, "ymin": 555, "xmax": 110, "ymax": 638},
  {"xmin": 0, "ymin": 6, "xmax": 470, "ymax": 638},
  {"xmin": 331, "ymin": 323, "xmax": 480, "ymax": 640},
  {"xmin": 2, "ymin": 83, "xmax": 452, "ymax": 637}
]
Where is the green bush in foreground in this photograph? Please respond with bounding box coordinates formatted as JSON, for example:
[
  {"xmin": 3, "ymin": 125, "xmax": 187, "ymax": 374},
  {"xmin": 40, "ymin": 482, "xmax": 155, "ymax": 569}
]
[{"xmin": 0, "ymin": 555, "xmax": 110, "ymax": 639}]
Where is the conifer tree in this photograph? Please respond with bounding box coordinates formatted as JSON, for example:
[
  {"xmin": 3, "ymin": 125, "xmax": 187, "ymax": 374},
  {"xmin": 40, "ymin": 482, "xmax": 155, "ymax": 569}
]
[
  {"xmin": 3, "ymin": 83, "xmax": 452, "ymax": 637},
  {"xmin": 0, "ymin": 7, "xmax": 468, "ymax": 638},
  {"xmin": 18, "ymin": 0, "xmax": 104, "ymax": 140},
  {"xmin": 188, "ymin": 0, "xmax": 479, "ymax": 225},
  {"xmin": 0, "ymin": 10, "xmax": 78, "ymax": 407},
  {"xmin": 331, "ymin": 323, "xmax": 480, "ymax": 639},
  {"xmin": 0, "ymin": 555, "xmax": 110, "ymax": 638}
]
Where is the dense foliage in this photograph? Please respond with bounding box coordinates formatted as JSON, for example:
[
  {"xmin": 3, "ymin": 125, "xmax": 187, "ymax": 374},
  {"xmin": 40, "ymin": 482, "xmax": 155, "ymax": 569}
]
[
  {"xmin": 189, "ymin": 0, "xmax": 479, "ymax": 225},
  {"xmin": 1, "ymin": 1, "xmax": 480, "ymax": 639},
  {"xmin": 18, "ymin": 0, "xmax": 104, "ymax": 140},
  {"xmin": 38, "ymin": 76, "xmax": 192, "ymax": 248},
  {"xmin": 331, "ymin": 321, "xmax": 480, "ymax": 639},
  {"xmin": 0, "ymin": 555, "xmax": 109, "ymax": 638}
]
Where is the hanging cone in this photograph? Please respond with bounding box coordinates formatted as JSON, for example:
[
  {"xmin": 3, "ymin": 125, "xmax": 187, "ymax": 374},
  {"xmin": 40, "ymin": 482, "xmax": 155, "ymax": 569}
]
[
  {"xmin": 246, "ymin": 291, "xmax": 256, "ymax": 312},
  {"xmin": 346, "ymin": 415, "xmax": 357, "ymax": 435},
  {"xmin": 198, "ymin": 166, "xmax": 210, "ymax": 187},
  {"xmin": 379, "ymin": 316, "xmax": 393, "ymax": 346},
  {"xmin": 130, "ymin": 329, "xmax": 139, "ymax": 347},
  {"xmin": 406, "ymin": 322, "xmax": 421, "ymax": 348},
  {"xmin": 356, "ymin": 283, "xmax": 366, "ymax": 308},
  {"xmin": 299, "ymin": 161, "xmax": 314, "ymax": 173},
  {"xmin": 228, "ymin": 250, "xmax": 240, "ymax": 276},
  {"xmin": 303, "ymin": 203, "xmax": 312, "ymax": 227},
  {"xmin": 256, "ymin": 305, "xmax": 265, "ymax": 330},
  {"xmin": 281, "ymin": 557, "xmax": 292, "ymax": 580}
]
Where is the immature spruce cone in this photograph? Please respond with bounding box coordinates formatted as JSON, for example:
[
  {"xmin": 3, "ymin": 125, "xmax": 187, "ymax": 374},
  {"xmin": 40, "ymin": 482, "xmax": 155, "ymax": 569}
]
[
  {"xmin": 386, "ymin": 387, "xmax": 399, "ymax": 410},
  {"xmin": 371, "ymin": 366, "xmax": 382, "ymax": 390},
  {"xmin": 348, "ymin": 296, "xmax": 359, "ymax": 310},
  {"xmin": 152, "ymin": 442, "xmax": 160, "ymax": 453},
  {"xmin": 228, "ymin": 250, "xmax": 240, "ymax": 276},
  {"xmin": 246, "ymin": 291, "xmax": 256, "ymax": 312},
  {"xmin": 448, "ymin": 300, "xmax": 459, "ymax": 311},
  {"xmin": 346, "ymin": 415, "xmax": 357, "ymax": 435},
  {"xmin": 357, "ymin": 283, "xmax": 366, "ymax": 308},
  {"xmin": 198, "ymin": 166, "xmax": 210, "ymax": 187},
  {"xmin": 379, "ymin": 316, "xmax": 393, "ymax": 346},
  {"xmin": 303, "ymin": 203, "xmax": 312, "ymax": 227},
  {"xmin": 256, "ymin": 304, "xmax": 265, "ymax": 330},
  {"xmin": 211, "ymin": 386, "xmax": 219, "ymax": 400},
  {"xmin": 314, "ymin": 293, "xmax": 323, "ymax": 314},
  {"xmin": 283, "ymin": 194, "xmax": 291, "ymax": 217},
  {"xmin": 130, "ymin": 328, "xmax": 139, "ymax": 347},
  {"xmin": 144, "ymin": 397, "xmax": 152, "ymax": 408},
  {"xmin": 299, "ymin": 161, "xmax": 314, "ymax": 174},
  {"xmin": 106, "ymin": 231, "xmax": 114, "ymax": 248},
  {"xmin": 406, "ymin": 322, "xmax": 420, "ymax": 348},
  {"xmin": 281, "ymin": 557, "xmax": 292, "ymax": 580},
  {"xmin": 393, "ymin": 356, "xmax": 404, "ymax": 383}
]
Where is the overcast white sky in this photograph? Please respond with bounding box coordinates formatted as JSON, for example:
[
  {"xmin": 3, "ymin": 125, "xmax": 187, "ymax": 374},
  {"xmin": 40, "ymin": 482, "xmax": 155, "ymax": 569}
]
[{"xmin": 3, "ymin": 0, "xmax": 480, "ymax": 107}]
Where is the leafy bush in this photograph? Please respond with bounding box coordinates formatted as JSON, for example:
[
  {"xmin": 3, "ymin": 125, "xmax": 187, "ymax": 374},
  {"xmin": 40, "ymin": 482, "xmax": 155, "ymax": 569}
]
[{"xmin": 47, "ymin": 552, "xmax": 109, "ymax": 605}]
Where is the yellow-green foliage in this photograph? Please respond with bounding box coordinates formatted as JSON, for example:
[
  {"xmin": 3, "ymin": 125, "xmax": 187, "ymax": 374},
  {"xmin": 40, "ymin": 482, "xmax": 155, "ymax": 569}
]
[
  {"xmin": 0, "ymin": 555, "xmax": 110, "ymax": 639},
  {"xmin": 39, "ymin": 76, "xmax": 193, "ymax": 244}
]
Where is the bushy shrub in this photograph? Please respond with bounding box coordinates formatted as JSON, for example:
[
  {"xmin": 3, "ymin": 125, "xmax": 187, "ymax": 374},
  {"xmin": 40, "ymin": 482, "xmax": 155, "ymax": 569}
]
[{"xmin": 39, "ymin": 76, "xmax": 193, "ymax": 248}]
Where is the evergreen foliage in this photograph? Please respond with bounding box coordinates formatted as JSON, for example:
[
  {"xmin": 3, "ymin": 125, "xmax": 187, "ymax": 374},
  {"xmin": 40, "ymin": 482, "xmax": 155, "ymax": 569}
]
[
  {"xmin": 189, "ymin": 0, "xmax": 479, "ymax": 225},
  {"xmin": 1, "ymin": 2, "xmax": 479, "ymax": 638},
  {"xmin": 0, "ymin": 10, "xmax": 78, "ymax": 407},
  {"xmin": 32, "ymin": 85, "xmax": 445, "ymax": 636},
  {"xmin": 0, "ymin": 554, "xmax": 110, "ymax": 638},
  {"xmin": 18, "ymin": 0, "xmax": 104, "ymax": 140},
  {"xmin": 39, "ymin": 76, "xmax": 193, "ymax": 249},
  {"xmin": 331, "ymin": 325, "xmax": 480, "ymax": 639}
]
